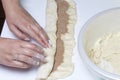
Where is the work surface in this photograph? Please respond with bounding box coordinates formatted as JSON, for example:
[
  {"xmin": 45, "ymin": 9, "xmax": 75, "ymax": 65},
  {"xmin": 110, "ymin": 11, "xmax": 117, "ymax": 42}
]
[{"xmin": 1, "ymin": 0, "xmax": 120, "ymax": 80}]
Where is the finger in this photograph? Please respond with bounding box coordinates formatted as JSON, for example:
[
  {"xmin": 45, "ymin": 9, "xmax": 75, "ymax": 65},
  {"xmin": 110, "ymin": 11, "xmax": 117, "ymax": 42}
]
[
  {"xmin": 15, "ymin": 54, "xmax": 40, "ymax": 66},
  {"xmin": 8, "ymin": 60, "xmax": 30, "ymax": 69},
  {"xmin": 14, "ymin": 20, "xmax": 48, "ymax": 48},
  {"xmin": 28, "ymin": 26, "xmax": 47, "ymax": 48},
  {"xmin": 0, "ymin": 53, "xmax": 30, "ymax": 69},
  {"xmin": 8, "ymin": 24, "xmax": 30, "ymax": 41},
  {"xmin": 21, "ymin": 48, "xmax": 45, "ymax": 59},
  {"xmin": 18, "ymin": 41, "xmax": 46, "ymax": 61},
  {"xmin": 19, "ymin": 24, "xmax": 47, "ymax": 48},
  {"xmin": 16, "ymin": 46, "xmax": 46, "ymax": 63},
  {"xmin": 20, "ymin": 42, "xmax": 45, "ymax": 56},
  {"xmin": 34, "ymin": 23, "xmax": 50, "ymax": 47}
]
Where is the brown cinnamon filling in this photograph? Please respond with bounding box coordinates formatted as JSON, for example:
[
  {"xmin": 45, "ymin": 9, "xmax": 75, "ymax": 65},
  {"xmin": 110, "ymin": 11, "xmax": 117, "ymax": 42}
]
[{"xmin": 51, "ymin": 0, "xmax": 69, "ymax": 72}]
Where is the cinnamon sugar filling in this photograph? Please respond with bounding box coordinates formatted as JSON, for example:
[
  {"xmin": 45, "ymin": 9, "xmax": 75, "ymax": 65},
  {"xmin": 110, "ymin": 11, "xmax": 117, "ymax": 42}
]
[{"xmin": 51, "ymin": 0, "xmax": 69, "ymax": 72}]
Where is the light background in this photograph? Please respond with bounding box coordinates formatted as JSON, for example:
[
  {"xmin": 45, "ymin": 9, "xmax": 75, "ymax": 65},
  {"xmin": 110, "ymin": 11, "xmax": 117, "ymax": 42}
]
[{"xmin": 1, "ymin": 0, "xmax": 120, "ymax": 80}]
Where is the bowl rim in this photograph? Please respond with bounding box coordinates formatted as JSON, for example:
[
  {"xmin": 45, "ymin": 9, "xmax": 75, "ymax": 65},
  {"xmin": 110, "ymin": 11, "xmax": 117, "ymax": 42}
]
[{"xmin": 78, "ymin": 7, "xmax": 120, "ymax": 79}]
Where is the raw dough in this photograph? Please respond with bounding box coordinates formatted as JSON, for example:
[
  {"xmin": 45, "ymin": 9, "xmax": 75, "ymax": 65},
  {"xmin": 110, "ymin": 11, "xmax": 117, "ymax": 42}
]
[
  {"xmin": 36, "ymin": 0, "xmax": 77, "ymax": 80},
  {"xmin": 47, "ymin": 0, "xmax": 76, "ymax": 80},
  {"xmin": 89, "ymin": 32, "xmax": 120, "ymax": 75},
  {"xmin": 36, "ymin": 0, "xmax": 57, "ymax": 79}
]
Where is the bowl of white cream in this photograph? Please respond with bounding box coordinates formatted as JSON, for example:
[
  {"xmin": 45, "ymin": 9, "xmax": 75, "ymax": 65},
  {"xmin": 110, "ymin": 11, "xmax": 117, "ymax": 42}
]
[{"xmin": 78, "ymin": 8, "xmax": 120, "ymax": 80}]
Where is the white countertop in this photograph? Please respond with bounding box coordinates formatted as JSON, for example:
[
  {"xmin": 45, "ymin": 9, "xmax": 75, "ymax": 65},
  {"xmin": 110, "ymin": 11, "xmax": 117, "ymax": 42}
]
[{"xmin": 1, "ymin": 0, "xmax": 120, "ymax": 80}]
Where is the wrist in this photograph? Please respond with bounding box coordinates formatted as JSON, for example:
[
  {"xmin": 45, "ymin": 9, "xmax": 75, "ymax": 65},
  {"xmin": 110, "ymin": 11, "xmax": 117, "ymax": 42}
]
[
  {"xmin": 1, "ymin": 0, "xmax": 20, "ymax": 5},
  {"xmin": 1, "ymin": 0, "xmax": 20, "ymax": 14}
]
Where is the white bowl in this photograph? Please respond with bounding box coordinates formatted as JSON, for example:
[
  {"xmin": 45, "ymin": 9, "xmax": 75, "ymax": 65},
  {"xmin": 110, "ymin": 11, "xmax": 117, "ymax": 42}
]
[{"xmin": 78, "ymin": 8, "xmax": 120, "ymax": 80}]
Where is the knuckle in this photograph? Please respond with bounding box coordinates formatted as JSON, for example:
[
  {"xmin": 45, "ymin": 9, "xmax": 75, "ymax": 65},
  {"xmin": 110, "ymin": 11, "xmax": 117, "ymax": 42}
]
[
  {"xmin": 17, "ymin": 63, "xmax": 30, "ymax": 69},
  {"xmin": 22, "ymin": 56, "xmax": 33, "ymax": 63},
  {"xmin": 22, "ymin": 42, "xmax": 34, "ymax": 48},
  {"xmin": 25, "ymin": 51, "xmax": 34, "ymax": 57},
  {"xmin": 26, "ymin": 24, "xmax": 32, "ymax": 30},
  {"xmin": 22, "ymin": 65, "xmax": 30, "ymax": 69},
  {"xmin": 12, "ymin": 53, "xmax": 18, "ymax": 60},
  {"xmin": 11, "ymin": 48, "xmax": 18, "ymax": 54},
  {"xmin": 24, "ymin": 49, "xmax": 31, "ymax": 54},
  {"xmin": 3, "ymin": 55, "xmax": 11, "ymax": 63},
  {"xmin": 29, "ymin": 43, "xmax": 37, "ymax": 49},
  {"xmin": 22, "ymin": 56, "xmax": 34, "ymax": 65},
  {"xmin": 22, "ymin": 46, "xmax": 37, "ymax": 56},
  {"xmin": 16, "ymin": 54, "xmax": 24, "ymax": 61},
  {"xmin": 7, "ymin": 56, "xmax": 30, "ymax": 68},
  {"xmin": 10, "ymin": 49, "xmax": 16, "ymax": 54},
  {"xmin": 27, "ymin": 58, "xmax": 34, "ymax": 64},
  {"xmin": 17, "ymin": 33, "xmax": 25, "ymax": 38}
]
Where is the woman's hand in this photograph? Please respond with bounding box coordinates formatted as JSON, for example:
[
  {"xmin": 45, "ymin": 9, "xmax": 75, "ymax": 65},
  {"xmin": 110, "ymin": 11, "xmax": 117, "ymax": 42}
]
[
  {"xmin": 0, "ymin": 38, "xmax": 46, "ymax": 69},
  {"xmin": 2, "ymin": 0, "xmax": 50, "ymax": 48}
]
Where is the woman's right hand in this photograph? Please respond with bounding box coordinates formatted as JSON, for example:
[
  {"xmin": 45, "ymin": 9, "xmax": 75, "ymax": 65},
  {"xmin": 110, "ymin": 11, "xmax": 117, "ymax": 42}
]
[
  {"xmin": 1, "ymin": 0, "xmax": 50, "ymax": 48},
  {"xmin": 0, "ymin": 38, "xmax": 46, "ymax": 69}
]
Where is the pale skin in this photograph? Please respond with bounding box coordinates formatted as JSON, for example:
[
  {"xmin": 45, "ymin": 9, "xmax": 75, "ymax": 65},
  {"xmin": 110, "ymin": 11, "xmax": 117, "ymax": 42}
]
[{"xmin": 0, "ymin": 0, "xmax": 49, "ymax": 68}]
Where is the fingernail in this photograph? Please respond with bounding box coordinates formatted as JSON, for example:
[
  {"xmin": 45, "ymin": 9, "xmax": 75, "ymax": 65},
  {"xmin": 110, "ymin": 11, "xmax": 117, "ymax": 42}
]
[
  {"xmin": 48, "ymin": 40, "xmax": 52, "ymax": 47},
  {"xmin": 36, "ymin": 61, "xmax": 40, "ymax": 66},
  {"xmin": 43, "ymin": 59, "xmax": 47, "ymax": 63}
]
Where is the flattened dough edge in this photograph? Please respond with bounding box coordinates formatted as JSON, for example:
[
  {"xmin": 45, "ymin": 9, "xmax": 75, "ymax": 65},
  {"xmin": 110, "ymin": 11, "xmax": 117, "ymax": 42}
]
[{"xmin": 36, "ymin": 0, "xmax": 57, "ymax": 80}]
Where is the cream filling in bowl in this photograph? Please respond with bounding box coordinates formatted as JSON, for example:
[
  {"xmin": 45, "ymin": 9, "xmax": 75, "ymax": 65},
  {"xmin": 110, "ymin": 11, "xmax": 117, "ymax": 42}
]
[
  {"xmin": 89, "ymin": 32, "xmax": 120, "ymax": 75},
  {"xmin": 78, "ymin": 8, "xmax": 120, "ymax": 80}
]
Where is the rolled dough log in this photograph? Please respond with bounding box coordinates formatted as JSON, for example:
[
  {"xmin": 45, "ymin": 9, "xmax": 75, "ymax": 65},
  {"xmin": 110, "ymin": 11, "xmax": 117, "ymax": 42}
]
[{"xmin": 36, "ymin": 0, "xmax": 77, "ymax": 80}]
